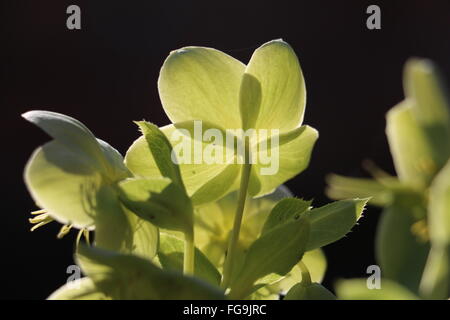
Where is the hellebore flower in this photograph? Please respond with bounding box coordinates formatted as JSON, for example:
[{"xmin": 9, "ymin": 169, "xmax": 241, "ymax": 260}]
[
  {"xmin": 23, "ymin": 111, "xmax": 158, "ymax": 259},
  {"xmin": 328, "ymin": 59, "xmax": 450, "ymax": 298},
  {"xmin": 126, "ymin": 39, "xmax": 318, "ymax": 205}
]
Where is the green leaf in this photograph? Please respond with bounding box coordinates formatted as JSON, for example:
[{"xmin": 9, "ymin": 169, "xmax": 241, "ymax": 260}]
[
  {"xmin": 305, "ymin": 198, "xmax": 368, "ymax": 251},
  {"xmin": 375, "ymin": 198, "xmax": 429, "ymax": 293},
  {"xmin": 76, "ymin": 245, "xmax": 225, "ymax": 299},
  {"xmin": 158, "ymin": 46, "xmax": 245, "ymax": 129},
  {"xmin": 135, "ymin": 121, "xmax": 184, "ymax": 189},
  {"xmin": 261, "ymin": 198, "xmax": 311, "ymax": 235},
  {"xmin": 386, "ymin": 100, "xmax": 437, "ymax": 187},
  {"xmin": 249, "ymin": 125, "xmax": 318, "ymax": 197},
  {"xmin": 158, "ymin": 233, "xmax": 221, "ymax": 286},
  {"xmin": 228, "ymin": 216, "xmax": 310, "ymax": 299},
  {"xmin": 243, "ymin": 39, "xmax": 306, "ymax": 133},
  {"xmin": 285, "ymin": 282, "xmax": 336, "ymax": 300},
  {"xmin": 125, "ymin": 125, "xmax": 240, "ymax": 205},
  {"xmin": 335, "ymin": 278, "xmax": 419, "ymax": 300},
  {"xmin": 404, "ymin": 58, "xmax": 450, "ymax": 168},
  {"xmin": 118, "ymin": 177, "xmax": 193, "ymax": 233}
]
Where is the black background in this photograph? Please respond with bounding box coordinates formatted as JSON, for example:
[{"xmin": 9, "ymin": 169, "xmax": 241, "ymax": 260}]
[{"xmin": 2, "ymin": 0, "xmax": 450, "ymax": 299}]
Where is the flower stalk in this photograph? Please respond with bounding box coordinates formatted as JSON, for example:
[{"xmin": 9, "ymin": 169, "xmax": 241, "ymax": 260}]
[{"xmin": 221, "ymin": 136, "xmax": 252, "ymax": 289}]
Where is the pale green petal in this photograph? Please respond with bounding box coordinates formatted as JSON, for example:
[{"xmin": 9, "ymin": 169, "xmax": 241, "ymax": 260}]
[
  {"xmin": 158, "ymin": 46, "xmax": 245, "ymax": 129},
  {"xmin": 386, "ymin": 101, "xmax": 436, "ymax": 187},
  {"xmin": 239, "ymin": 73, "xmax": 262, "ymax": 130},
  {"xmin": 404, "ymin": 59, "xmax": 450, "ymax": 168},
  {"xmin": 24, "ymin": 141, "xmax": 103, "ymax": 228},
  {"xmin": 22, "ymin": 110, "xmax": 108, "ymax": 173},
  {"xmin": 428, "ymin": 159, "xmax": 450, "ymax": 246},
  {"xmin": 125, "ymin": 124, "xmax": 240, "ymax": 205},
  {"xmin": 421, "ymin": 159, "xmax": 450, "ymax": 299},
  {"xmin": 249, "ymin": 125, "xmax": 318, "ymax": 197},
  {"xmin": 243, "ymin": 39, "xmax": 306, "ymax": 132},
  {"xmin": 96, "ymin": 139, "xmax": 129, "ymax": 182},
  {"xmin": 48, "ymin": 277, "xmax": 109, "ymax": 300},
  {"xmin": 336, "ymin": 278, "xmax": 419, "ymax": 300},
  {"xmin": 76, "ymin": 245, "xmax": 225, "ymax": 299}
]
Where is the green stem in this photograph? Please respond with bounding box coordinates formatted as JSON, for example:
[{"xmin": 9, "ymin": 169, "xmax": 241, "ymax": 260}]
[
  {"xmin": 184, "ymin": 227, "xmax": 195, "ymax": 275},
  {"xmin": 299, "ymin": 261, "xmax": 312, "ymax": 285},
  {"xmin": 221, "ymin": 137, "xmax": 252, "ymax": 290}
]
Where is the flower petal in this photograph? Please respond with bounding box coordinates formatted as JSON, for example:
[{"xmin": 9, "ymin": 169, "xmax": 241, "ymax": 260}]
[
  {"xmin": 386, "ymin": 100, "xmax": 436, "ymax": 187},
  {"xmin": 48, "ymin": 278, "xmax": 108, "ymax": 300},
  {"xmin": 242, "ymin": 39, "xmax": 306, "ymax": 132},
  {"xmin": 248, "ymin": 125, "xmax": 318, "ymax": 197},
  {"xmin": 158, "ymin": 46, "xmax": 245, "ymax": 129},
  {"xmin": 22, "ymin": 111, "xmax": 107, "ymax": 173},
  {"xmin": 125, "ymin": 124, "xmax": 240, "ymax": 205},
  {"xmin": 24, "ymin": 141, "xmax": 103, "ymax": 228}
]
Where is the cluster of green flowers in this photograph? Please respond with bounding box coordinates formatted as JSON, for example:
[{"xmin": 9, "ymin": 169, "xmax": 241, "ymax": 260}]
[
  {"xmin": 329, "ymin": 59, "xmax": 450, "ymax": 300},
  {"xmin": 24, "ymin": 40, "xmax": 367, "ymax": 300}
]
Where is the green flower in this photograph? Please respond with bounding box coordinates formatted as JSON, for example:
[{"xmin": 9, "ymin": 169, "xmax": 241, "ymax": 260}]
[
  {"xmin": 126, "ymin": 39, "xmax": 318, "ymax": 204},
  {"xmin": 328, "ymin": 59, "xmax": 450, "ymax": 299},
  {"xmin": 23, "ymin": 111, "xmax": 158, "ymax": 259}
]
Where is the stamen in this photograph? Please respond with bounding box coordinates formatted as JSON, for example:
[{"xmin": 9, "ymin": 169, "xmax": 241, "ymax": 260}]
[
  {"xmin": 83, "ymin": 229, "xmax": 91, "ymax": 245},
  {"xmin": 31, "ymin": 209, "xmax": 47, "ymax": 215},
  {"xmin": 29, "ymin": 210, "xmax": 54, "ymax": 232},
  {"xmin": 411, "ymin": 219, "xmax": 429, "ymax": 243},
  {"xmin": 30, "ymin": 220, "xmax": 53, "ymax": 232},
  {"xmin": 75, "ymin": 229, "xmax": 91, "ymax": 248},
  {"xmin": 76, "ymin": 229, "xmax": 84, "ymax": 248},
  {"xmin": 57, "ymin": 224, "xmax": 73, "ymax": 239}
]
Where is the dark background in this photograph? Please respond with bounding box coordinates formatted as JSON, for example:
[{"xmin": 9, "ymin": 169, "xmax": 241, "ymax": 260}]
[{"xmin": 2, "ymin": 0, "xmax": 450, "ymax": 299}]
